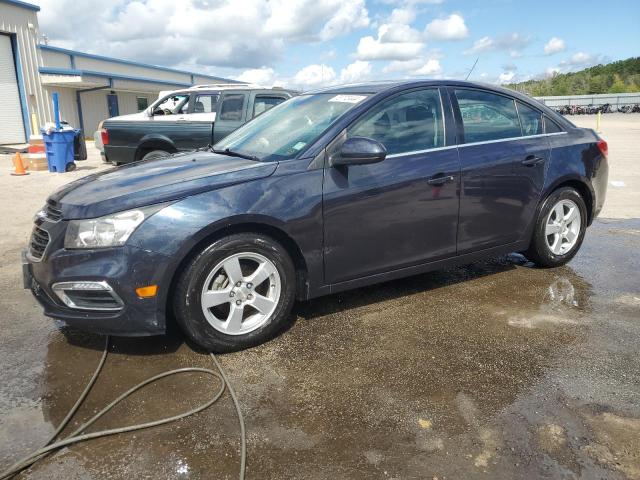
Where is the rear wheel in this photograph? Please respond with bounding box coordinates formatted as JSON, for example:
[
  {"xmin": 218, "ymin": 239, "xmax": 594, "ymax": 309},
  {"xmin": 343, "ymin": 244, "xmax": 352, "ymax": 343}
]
[
  {"xmin": 524, "ymin": 187, "xmax": 587, "ymax": 267},
  {"xmin": 141, "ymin": 149, "xmax": 171, "ymax": 162},
  {"xmin": 173, "ymin": 233, "xmax": 296, "ymax": 352}
]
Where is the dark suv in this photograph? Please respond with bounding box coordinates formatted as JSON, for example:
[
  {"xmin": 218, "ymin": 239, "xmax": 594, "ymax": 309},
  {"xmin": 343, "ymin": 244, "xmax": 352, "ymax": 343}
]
[{"xmin": 24, "ymin": 80, "xmax": 608, "ymax": 352}]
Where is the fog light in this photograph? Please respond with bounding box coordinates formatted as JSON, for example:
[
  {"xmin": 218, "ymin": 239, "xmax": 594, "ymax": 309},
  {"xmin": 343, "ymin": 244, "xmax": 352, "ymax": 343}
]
[
  {"xmin": 52, "ymin": 281, "xmax": 123, "ymax": 311},
  {"xmin": 136, "ymin": 285, "xmax": 158, "ymax": 298}
]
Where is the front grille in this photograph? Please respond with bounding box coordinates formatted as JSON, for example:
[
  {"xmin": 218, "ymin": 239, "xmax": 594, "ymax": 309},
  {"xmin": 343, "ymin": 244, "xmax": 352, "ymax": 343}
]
[
  {"xmin": 29, "ymin": 225, "xmax": 50, "ymax": 260},
  {"xmin": 45, "ymin": 200, "xmax": 63, "ymax": 222}
]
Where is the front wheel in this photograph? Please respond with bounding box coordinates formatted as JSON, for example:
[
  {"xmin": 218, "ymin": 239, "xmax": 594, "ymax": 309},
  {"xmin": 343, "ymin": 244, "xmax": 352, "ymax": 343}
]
[
  {"xmin": 173, "ymin": 233, "xmax": 296, "ymax": 352},
  {"xmin": 524, "ymin": 187, "xmax": 587, "ymax": 267}
]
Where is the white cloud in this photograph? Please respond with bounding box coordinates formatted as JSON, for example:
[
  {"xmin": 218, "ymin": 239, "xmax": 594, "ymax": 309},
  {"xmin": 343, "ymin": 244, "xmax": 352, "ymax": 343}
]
[
  {"xmin": 498, "ymin": 71, "xmax": 516, "ymax": 84},
  {"xmin": 565, "ymin": 51, "xmax": 600, "ymax": 66},
  {"xmin": 424, "ymin": 14, "xmax": 468, "ymax": 40},
  {"xmin": 464, "ymin": 36, "xmax": 494, "ymax": 55},
  {"xmin": 33, "ymin": 0, "xmax": 370, "ymax": 70},
  {"xmin": 413, "ymin": 58, "xmax": 442, "ymax": 75},
  {"xmin": 339, "ymin": 60, "xmax": 372, "ymax": 83},
  {"xmin": 319, "ymin": 0, "xmax": 369, "ymax": 40},
  {"xmin": 464, "ymin": 32, "xmax": 531, "ymax": 56},
  {"xmin": 236, "ymin": 67, "xmax": 277, "ymax": 86},
  {"xmin": 291, "ymin": 64, "xmax": 336, "ymax": 90},
  {"xmin": 355, "ymin": 24, "xmax": 424, "ymax": 61},
  {"xmin": 388, "ymin": 7, "xmax": 416, "ymax": 24},
  {"xmin": 356, "ymin": 36, "xmax": 424, "ymax": 61},
  {"xmin": 544, "ymin": 37, "xmax": 566, "ymax": 55},
  {"xmin": 383, "ymin": 52, "xmax": 443, "ymax": 77},
  {"xmin": 545, "ymin": 67, "xmax": 561, "ymax": 77}
]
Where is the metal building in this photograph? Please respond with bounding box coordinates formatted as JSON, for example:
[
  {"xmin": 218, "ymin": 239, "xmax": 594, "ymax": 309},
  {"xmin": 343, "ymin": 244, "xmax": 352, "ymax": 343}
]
[{"xmin": 0, "ymin": 0, "xmax": 238, "ymax": 145}]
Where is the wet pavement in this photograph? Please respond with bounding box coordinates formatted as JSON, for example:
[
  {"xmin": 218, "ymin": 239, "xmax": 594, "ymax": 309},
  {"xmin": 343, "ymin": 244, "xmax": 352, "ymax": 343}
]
[{"xmin": 1, "ymin": 217, "xmax": 639, "ymax": 479}]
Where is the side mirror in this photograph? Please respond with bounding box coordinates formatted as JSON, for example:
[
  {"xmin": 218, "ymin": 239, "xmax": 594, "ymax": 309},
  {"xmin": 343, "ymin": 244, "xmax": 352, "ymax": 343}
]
[{"xmin": 332, "ymin": 136, "xmax": 386, "ymax": 167}]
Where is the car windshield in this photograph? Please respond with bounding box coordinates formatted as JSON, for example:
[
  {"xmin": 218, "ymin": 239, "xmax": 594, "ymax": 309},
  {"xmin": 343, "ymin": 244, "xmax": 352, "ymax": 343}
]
[{"xmin": 213, "ymin": 93, "xmax": 369, "ymax": 161}]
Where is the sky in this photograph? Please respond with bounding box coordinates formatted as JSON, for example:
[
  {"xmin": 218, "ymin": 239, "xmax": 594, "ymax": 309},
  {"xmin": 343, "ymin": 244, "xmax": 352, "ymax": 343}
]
[{"xmin": 31, "ymin": 0, "xmax": 640, "ymax": 90}]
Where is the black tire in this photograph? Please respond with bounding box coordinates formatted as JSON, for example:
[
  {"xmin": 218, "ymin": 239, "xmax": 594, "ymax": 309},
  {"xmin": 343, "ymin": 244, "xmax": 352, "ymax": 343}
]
[
  {"xmin": 173, "ymin": 233, "xmax": 296, "ymax": 352},
  {"xmin": 65, "ymin": 162, "xmax": 77, "ymax": 172},
  {"xmin": 524, "ymin": 187, "xmax": 587, "ymax": 267},
  {"xmin": 141, "ymin": 149, "xmax": 170, "ymax": 162}
]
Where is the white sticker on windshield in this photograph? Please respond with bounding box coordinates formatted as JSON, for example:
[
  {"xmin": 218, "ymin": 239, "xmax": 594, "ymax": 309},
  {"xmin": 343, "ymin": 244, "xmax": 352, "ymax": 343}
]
[
  {"xmin": 328, "ymin": 95, "xmax": 367, "ymax": 104},
  {"xmin": 292, "ymin": 142, "xmax": 306, "ymax": 151}
]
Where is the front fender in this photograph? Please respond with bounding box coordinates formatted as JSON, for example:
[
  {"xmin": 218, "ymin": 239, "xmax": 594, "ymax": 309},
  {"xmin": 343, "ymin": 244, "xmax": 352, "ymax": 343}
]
[{"xmin": 127, "ymin": 164, "xmax": 325, "ymax": 310}]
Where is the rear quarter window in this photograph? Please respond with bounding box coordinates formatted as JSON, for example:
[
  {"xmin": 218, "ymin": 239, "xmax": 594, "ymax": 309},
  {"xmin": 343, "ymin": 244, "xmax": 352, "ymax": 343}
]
[{"xmin": 544, "ymin": 116, "xmax": 564, "ymax": 133}]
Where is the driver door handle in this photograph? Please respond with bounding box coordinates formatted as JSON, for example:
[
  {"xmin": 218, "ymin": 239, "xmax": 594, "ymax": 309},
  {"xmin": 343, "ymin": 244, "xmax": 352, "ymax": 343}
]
[
  {"xmin": 427, "ymin": 174, "xmax": 455, "ymax": 186},
  {"xmin": 521, "ymin": 155, "xmax": 545, "ymax": 166}
]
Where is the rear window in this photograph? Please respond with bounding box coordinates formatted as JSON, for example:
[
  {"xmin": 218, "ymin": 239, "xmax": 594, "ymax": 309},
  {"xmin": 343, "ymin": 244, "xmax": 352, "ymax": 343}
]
[{"xmin": 455, "ymin": 89, "xmax": 521, "ymax": 143}]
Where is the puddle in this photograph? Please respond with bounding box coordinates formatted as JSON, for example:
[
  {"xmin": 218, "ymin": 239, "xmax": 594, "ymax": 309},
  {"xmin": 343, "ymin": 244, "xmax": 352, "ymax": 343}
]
[{"xmin": 1, "ymin": 218, "xmax": 639, "ymax": 479}]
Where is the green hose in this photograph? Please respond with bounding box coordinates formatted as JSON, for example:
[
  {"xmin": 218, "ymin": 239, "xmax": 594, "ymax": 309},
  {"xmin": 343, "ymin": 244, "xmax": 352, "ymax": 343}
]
[{"xmin": 0, "ymin": 336, "xmax": 246, "ymax": 480}]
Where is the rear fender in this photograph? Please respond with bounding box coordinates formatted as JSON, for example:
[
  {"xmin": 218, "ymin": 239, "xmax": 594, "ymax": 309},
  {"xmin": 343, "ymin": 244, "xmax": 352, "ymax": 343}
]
[{"xmin": 135, "ymin": 134, "xmax": 178, "ymax": 160}]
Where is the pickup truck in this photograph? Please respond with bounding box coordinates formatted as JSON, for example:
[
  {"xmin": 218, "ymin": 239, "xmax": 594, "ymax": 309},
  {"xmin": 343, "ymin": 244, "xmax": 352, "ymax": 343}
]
[{"xmin": 99, "ymin": 84, "xmax": 295, "ymax": 164}]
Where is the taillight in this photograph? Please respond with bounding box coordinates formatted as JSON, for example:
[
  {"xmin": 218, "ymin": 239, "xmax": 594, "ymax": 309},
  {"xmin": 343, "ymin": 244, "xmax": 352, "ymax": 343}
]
[
  {"xmin": 597, "ymin": 139, "xmax": 608, "ymax": 159},
  {"xmin": 100, "ymin": 128, "xmax": 109, "ymax": 146}
]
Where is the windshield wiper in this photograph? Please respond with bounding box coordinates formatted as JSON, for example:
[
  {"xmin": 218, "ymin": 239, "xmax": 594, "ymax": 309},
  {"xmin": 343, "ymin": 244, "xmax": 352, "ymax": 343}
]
[{"xmin": 211, "ymin": 147, "xmax": 260, "ymax": 162}]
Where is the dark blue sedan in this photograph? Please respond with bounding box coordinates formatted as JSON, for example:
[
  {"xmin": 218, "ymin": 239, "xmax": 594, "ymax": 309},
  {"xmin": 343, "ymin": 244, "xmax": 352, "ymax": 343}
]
[{"xmin": 24, "ymin": 80, "xmax": 608, "ymax": 351}]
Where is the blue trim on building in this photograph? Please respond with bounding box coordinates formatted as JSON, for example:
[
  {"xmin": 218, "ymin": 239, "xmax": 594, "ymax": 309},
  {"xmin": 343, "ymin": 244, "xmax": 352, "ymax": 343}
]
[
  {"xmin": 39, "ymin": 67, "xmax": 194, "ymax": 88},
  {"xmin": 0, "ymin": 0, "xmax": 40, "ymax": 11},
  {"xmin": 75, "ymin": 82, "xmax": 112, "ymax": 133},
  {"xmin": 39, "ymin": 45, "xmax": 239, "ymax": 84},
  {"xmin": 9, "ymin": 33, "xmax": 30, "ymax": 140}
]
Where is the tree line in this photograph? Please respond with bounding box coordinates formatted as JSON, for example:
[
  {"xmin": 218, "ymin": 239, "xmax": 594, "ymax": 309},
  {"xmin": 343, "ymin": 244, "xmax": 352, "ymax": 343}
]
[{"xmin": 506, "ymin": 57, "xmax": 640, "ymax": 96}]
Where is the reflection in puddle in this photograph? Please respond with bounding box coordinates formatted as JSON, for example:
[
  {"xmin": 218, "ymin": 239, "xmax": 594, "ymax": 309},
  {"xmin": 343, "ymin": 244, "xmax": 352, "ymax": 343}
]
[{"xmin": 506, "ymin": 274, "xmax": 592, "ymax": 329}]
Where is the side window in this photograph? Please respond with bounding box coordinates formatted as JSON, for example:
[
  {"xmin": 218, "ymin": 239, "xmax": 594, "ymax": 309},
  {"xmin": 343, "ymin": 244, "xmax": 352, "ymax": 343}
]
[
  {"xmin": 544, "ymin": 116, "xmax": 563, "ymax": 133},
  {"xmin": 219, "ymin": 94, "xmax": 246, "ymax": 121},
  {"xmin": 136, "ymin": 97, "xmax": 149, "ymax": 112},
  {"xmin": 192, "ymin": 94, "xmax": 219, "ymax": 114},
  {"xmin": 347, "ymin": 89, "xmax": 444, "ymax": 155},
  {"xmin": 253, "ymin": 96, "xmax": 287, "ymax": 118},
  {"xmin": 455, "ymin": 89, "xmax": 521, "ymax": 143},
  {"xmin": 152, "ymin": 94, "xmax": 190, "ymax": 116},
  {"xmin": 517, "ymin": 101, "xmax": 543, "ymax": 136}
]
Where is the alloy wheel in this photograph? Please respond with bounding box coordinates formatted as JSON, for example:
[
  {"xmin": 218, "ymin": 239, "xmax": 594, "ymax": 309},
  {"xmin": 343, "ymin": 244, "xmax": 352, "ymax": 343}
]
[
  {"xmin": 545, "ymin": 199, "xmax": 581, "ymax": 255},
  {"xmin": 200, "ymin": 252, "xmax": 281, "ymax": 335}
]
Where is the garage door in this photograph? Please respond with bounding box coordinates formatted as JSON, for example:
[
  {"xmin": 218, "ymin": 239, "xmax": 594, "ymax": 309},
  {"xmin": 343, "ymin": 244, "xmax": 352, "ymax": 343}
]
[{"xmin": 0, "ymin": 34, "xmax": 25, "ymax": 144}]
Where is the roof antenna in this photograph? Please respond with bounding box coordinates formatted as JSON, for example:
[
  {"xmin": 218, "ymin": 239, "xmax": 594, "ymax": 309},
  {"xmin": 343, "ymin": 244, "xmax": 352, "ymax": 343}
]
[{"xmin": 465, "ymin": 57, "xmax": 479, "ymax": 80}]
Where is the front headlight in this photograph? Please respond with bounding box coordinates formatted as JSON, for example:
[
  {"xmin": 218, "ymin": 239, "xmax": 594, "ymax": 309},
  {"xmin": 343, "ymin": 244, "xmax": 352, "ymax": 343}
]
[{"xmin": 65, "ymin": 208, "xmax": 149, "ymax": 249}]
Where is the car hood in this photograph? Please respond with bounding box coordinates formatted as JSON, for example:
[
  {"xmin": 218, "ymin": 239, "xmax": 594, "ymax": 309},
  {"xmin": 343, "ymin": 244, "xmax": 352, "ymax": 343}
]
[{"xmin": 50, "ymin": 151, "xmax": 277, "ymax": 219}]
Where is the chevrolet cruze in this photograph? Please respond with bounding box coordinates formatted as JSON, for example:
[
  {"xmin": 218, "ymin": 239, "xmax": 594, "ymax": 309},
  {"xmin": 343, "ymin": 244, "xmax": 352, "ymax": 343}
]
[{"xmin": 23, "ymin": 81, "xmax": 608, "ymax": 351}]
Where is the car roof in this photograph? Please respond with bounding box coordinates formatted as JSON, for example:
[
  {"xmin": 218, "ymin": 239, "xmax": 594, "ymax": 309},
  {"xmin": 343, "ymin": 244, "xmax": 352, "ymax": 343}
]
[
  {"xmin": 160, "ymin": 84, "xmax": 295, "ymax": 97},
  {"xmin": 306, "ymin": 79, "xmax": 532, "ymax": 99}
]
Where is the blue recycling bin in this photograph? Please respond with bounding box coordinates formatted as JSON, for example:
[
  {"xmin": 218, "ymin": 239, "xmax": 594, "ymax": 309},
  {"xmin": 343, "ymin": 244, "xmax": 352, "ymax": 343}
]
[{"xmin": 42, "ymin": 129, "xmax": 79, "ymax": 172}]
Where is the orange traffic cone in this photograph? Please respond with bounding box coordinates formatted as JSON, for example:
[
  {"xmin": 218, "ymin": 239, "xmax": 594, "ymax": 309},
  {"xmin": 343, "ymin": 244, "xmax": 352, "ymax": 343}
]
[{"xmin": 11, "ymin": 152, "xmax": 29, "ymax": 176}]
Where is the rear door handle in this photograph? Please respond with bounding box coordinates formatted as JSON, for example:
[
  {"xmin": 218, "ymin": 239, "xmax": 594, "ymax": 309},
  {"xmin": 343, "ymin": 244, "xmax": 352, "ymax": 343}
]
[
  {"xmin": 521, "ymin": 155, "xmax": 545, "ymax": 166},
  {"xmin": 427, "ymin": 174, "xmax": 455, "ymax": 186}
]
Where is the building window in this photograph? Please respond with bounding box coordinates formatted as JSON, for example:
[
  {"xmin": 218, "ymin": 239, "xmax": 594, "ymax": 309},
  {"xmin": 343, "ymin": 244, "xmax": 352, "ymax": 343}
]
[{"xmin": 136, "ymin": 97, "xmax": 149, "ymax": 112}]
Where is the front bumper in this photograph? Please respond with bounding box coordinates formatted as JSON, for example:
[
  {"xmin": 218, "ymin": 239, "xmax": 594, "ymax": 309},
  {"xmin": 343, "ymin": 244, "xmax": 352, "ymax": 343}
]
[{"xmin": 24, "ymin": 241, "xmax": 172, "ymax": 336}]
